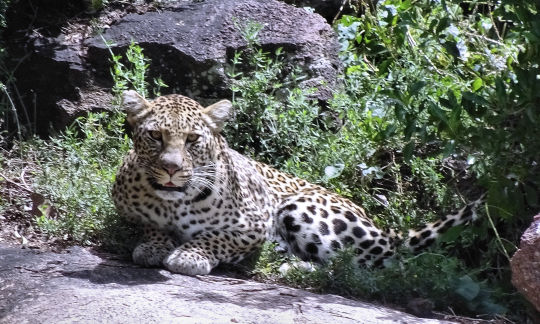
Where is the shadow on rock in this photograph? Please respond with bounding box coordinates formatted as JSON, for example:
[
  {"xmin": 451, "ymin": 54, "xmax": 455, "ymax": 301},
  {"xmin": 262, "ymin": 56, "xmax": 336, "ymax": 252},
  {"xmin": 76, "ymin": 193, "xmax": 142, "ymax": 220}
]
[{"xmin": 61, "ymin": 261, "xmax": 170, "ymax": 286}]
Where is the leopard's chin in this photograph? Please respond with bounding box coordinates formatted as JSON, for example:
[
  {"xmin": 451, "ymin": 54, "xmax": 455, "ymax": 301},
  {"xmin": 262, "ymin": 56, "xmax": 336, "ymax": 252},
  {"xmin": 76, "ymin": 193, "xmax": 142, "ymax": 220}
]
[{"xmin": 154, "ymin": 188, "xmax": 187, "ymax": 201}]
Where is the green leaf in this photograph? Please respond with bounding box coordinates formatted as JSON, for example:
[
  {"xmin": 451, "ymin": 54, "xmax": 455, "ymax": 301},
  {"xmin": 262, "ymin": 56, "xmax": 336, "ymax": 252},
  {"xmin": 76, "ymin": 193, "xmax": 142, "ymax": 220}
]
[
  {"xmin": 403, "ymin": 142, "xmax": 415, "ymax": 162},
  {"xmin": 378, "ymin": 58, "xmax": 393, "ymax": 75},
  {"xmin": 429, "ymin": 19, "xmax": 438, "ymax": 32},
  {"xmin": 436, "ymin": 17, "xmax": 451, "ymax": 35},
  {"xmin": 404, "ymin": 119, "xmax": 416, "ymax": 141},
  {"xmin": 409, "ymin": 81, "xmax": 427, "ymax": 97},
  {"xmin": 394, "ymin": 103, "xmax": 407, "ymax": 123},
  {"xmin": 381, "ymin": 124, "xmax": 397, "ymax": 139},
  {"xmin": 399, "ymin": 0, "xmax": 412, "ymax": 10},
  {"xmin": 454, "ymin": 275, "xmax": 480, "ymax": 301},
  {"xmin": 461, "ymin": 92, "xmax": 488, "ymax": 118},
  {"xmin": 428, "ymin": 103, "xmax": 449, "ymax": 124},
  {"xmin": 442, "ymin": 41, "xmax": 460, "ymax": 59},
  {"xmin": 448, "ymin": 90, "xmax": 459, "ymax": 108},
  {"xmin": 471, "ymin": 78, "xmax": 483, "ymax": 92},
  {"xmin": 324, "ymin": 164, "xmax": 345, "ymax": 180},
  {"xmin": 438, "ymin": 225, "xmax": 464, "ymax": 242}
]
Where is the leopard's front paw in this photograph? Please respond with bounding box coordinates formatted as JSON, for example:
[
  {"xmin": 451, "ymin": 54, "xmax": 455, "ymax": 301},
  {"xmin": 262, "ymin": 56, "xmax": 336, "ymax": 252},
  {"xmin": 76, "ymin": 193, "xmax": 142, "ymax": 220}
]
[
  {"xmin": 132, "ymin": 242, "xmax": 174, "ymax": 267},
  {"xmin": 163, "ymin": 248, "xmax": 216, "ymax": 275}
]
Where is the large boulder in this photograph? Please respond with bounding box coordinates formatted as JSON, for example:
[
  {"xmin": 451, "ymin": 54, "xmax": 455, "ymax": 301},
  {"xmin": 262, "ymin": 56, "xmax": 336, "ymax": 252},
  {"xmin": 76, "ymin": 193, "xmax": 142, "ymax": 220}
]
[
  {"xmin": 0, "ymin": 244, "xmax": 456, "ymax": 323},
  {"xmin": 510, "ymin": 214, "xmax": 540, "ymax": 312},
  {"xmin": 5, "ymin": 0, "xmax": 341, "ymax": 135}
]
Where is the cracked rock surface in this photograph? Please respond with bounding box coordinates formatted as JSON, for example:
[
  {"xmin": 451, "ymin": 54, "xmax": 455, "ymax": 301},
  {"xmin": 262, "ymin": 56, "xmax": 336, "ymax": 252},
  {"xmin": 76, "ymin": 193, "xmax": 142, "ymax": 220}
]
[{"xmin": 0, "ymin": 245, "xmax": 454, "ymax": 323}]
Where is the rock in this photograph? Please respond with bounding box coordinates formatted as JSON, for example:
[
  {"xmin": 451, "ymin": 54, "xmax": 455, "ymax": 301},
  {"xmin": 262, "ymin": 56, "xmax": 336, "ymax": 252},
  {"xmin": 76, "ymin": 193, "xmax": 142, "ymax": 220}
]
[
  {"xmin": 510, "ymin": 214, "xmax": 540, "ymax": 312},
  {"xmin": 4, "ymin": 0, "xmax": 97, "ymax": 135},
  {"xmin": 86, "ymin": 0, "xmax": 341, "ymax": 102},
  {"xmin": 5, "ymin": 0, "xmax": 341, "ymax": 136},
  {"xmin": 281, "ymin": 0, "xmax": 358, "ymax": 23},
  {"xmin": 0, "ymin": 244, "xmax": 455, "ymax": 323}
]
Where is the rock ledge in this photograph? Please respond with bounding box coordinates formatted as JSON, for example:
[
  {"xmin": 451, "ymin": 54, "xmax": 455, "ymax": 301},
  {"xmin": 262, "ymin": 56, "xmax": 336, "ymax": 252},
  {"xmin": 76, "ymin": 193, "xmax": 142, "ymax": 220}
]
[{"xmin": 0, "ymin": 245, "xmax": 453, "ymax": 324}]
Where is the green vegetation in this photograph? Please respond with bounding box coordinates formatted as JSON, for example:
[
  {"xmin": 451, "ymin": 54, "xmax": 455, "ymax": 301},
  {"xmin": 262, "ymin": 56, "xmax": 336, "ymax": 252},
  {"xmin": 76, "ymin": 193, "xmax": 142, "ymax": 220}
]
[
  {"xmin": 0, "ymin": 41, "xmax": 160, "ymax": 251},
  {"xmin": 281, "ymin": 248, "xmax": 509, "ymax": 315},
  {"xmin": 226, "ymin": 1, "xmax": 538, "ymax": 320},
  {"xmin": 31, "ymin": 111, "xmax": 131, "ymax": 247},
  {"xmin": 0, "ymin": 0, "xmax": 538, "ymax": 321},
  {"xmin": 226, "ymin": 20, "xmax": 322, "ymax": 168}
]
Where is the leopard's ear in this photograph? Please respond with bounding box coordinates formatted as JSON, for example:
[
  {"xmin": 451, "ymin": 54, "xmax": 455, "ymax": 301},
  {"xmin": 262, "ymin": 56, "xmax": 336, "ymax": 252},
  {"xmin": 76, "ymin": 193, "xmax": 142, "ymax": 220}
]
[
  {"xmin": 122, "ymin": 90, "xmax": 151, "ymax": 126},
  {"xmin": 202, "ymin": 99, "xmax": 232, "ymax": 132}
]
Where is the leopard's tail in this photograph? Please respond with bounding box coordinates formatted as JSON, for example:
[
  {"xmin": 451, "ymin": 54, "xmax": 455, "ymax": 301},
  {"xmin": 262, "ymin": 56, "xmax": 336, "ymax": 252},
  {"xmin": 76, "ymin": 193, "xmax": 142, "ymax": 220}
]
[{"xmin": 403, "ymin": 193, "xmax": 486, "ymax": 253}]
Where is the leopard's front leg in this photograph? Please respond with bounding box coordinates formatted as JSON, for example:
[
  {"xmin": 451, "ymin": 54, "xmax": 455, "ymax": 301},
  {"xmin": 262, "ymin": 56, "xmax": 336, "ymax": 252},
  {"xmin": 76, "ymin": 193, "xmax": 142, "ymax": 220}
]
[
  {"xmin": 132, "ymin": 224, "xmax": 176, "ymax": 267},
  {"xmin": 164, "ymin": 230, "xmax": 265, "ymax": 275}
]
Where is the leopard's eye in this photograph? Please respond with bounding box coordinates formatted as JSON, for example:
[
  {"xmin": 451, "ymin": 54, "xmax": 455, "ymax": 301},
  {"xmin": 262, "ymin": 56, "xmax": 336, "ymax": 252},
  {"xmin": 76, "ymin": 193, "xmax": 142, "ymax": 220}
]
[
  {"xmin": 149, "ymin": 130, "xmax": 162, "ymax": 141},
  {"xmin": 186, "ymin": 133, "xmax": 200, "ymax": 143}
]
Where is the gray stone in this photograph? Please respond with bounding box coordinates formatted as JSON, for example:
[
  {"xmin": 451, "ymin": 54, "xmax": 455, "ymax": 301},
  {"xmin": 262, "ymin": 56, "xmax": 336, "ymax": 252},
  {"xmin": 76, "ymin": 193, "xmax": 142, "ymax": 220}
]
[
  {"xmin": 85, "ymin": 0, "xmax": 341, "ymax": 103},
  {"xmin": 0, "ymin": 244, "xmax": 454, "ymax": 323},
  {"xmin": 5, "ymin": 0, "xmax": 341, "ymax": 135}
]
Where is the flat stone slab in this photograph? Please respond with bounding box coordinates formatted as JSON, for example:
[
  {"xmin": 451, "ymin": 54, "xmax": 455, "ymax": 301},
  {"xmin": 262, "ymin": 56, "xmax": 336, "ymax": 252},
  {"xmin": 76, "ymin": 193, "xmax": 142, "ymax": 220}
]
[{"xmin": 0, "ymin": 245, "xmax": 454, "ymax": 324}]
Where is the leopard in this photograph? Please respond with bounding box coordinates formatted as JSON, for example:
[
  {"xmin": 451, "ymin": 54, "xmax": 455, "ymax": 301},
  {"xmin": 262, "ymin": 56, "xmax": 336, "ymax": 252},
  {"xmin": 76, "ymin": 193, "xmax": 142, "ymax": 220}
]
[{"xmin": 112, "ymin": 90, "xmax": 484, "ymax": 276}]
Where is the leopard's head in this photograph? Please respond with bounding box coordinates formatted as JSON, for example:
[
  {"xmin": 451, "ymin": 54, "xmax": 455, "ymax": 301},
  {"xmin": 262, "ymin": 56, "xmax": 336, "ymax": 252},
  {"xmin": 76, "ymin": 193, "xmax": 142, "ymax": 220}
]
[{"xmin": 122, "ymin": 90, "xmax": 231, "ymax": 200}]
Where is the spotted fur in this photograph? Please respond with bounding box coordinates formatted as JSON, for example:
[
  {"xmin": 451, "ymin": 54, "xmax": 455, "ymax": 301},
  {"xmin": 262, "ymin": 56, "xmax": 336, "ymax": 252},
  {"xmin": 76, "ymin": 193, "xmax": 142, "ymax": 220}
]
[{"xmin": 113, "ymin": 91, "xmax": 483, "ymax": 275}]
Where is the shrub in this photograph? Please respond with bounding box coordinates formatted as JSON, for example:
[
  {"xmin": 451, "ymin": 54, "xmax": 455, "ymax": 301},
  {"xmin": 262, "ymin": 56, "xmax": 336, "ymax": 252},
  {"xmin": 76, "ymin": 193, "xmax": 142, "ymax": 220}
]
[
  {"xmin": 282, "ymin": 248, "xmax": 508, "ymax": 316},
  {"xmin": 225, "ymin": 21, "xmax": 322, "ymax": 168},
  {"xmin": 231, "ymin": 2, "xmax": 536, "ymax": 320},
  {"xmin": 31, "ymin": 111, "xmax": 131, "ymax": 247}
]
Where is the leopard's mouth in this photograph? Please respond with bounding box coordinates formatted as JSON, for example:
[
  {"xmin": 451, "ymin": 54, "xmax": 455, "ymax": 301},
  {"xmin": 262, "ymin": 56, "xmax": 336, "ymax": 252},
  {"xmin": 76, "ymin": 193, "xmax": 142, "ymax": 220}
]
[{"xmin": 150, "ymin": 181, "xmax": 186, "ymax": 192}]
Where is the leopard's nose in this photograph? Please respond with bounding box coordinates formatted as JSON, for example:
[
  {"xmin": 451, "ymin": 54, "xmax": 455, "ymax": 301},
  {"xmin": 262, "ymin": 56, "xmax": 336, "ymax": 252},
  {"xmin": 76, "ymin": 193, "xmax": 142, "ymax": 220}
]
[
  {"xmin": 160, "ymin": 151, "xmax": 183, "ymax": 176},
  {"xmin": 163, "ymin": 163, "xmax": 181, "ymax": 176}
]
